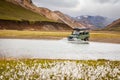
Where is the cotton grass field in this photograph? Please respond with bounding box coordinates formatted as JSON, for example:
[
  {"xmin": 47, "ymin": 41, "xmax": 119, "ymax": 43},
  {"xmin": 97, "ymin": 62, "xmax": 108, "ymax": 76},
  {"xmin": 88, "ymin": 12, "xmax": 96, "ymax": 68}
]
[{"xmin": 0, "ymin": 59, "xmax": 120, "ymax": 80}]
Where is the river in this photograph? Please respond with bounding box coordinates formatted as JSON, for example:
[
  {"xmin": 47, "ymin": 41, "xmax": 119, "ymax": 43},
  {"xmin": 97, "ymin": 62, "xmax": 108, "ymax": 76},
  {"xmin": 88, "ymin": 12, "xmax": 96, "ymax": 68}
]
[{"xmin": 0, "ymin": 39, "xmax": 120, "ymax": 60}]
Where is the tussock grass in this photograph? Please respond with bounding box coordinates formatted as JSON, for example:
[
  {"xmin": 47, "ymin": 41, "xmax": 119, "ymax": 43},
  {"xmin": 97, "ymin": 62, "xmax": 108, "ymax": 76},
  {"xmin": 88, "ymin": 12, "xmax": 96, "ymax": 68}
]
[
  {"xmin": 0, "ymin": 30, "xmax": 120, "ymax": 39},
  {"xmin": 0, "ymin": 30, "xmax": 70, "ymax": 38},
  {"xmin": 90, "ymin": 32, "xmax": 120, "ymax": 38}
]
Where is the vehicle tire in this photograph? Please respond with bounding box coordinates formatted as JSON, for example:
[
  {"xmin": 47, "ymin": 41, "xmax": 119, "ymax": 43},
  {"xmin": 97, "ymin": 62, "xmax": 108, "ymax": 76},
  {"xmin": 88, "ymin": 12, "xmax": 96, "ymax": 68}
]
[
  {"xmin": 86, "ymin": 37, "xmax": 89, "ymax": 41},
  {"xmin": 84, "ymin": 38, "xmax": 86, "ymax": 41}
]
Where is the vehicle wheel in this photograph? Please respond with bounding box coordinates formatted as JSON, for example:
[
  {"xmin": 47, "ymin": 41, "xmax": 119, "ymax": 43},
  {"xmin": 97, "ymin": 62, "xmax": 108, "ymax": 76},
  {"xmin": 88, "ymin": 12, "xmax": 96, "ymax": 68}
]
[
  {"xmin": 84, "ymin": 38, "xmax": 86, "ymax": 41},
  {"xmin": 86, "ymin": 37, "xmax": 89, "ymax": 41}
]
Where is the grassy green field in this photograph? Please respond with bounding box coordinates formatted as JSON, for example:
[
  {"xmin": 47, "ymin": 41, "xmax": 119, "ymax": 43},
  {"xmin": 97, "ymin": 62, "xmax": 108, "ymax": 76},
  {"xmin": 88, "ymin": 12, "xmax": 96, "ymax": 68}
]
[
  {"xmin": 0, "ymin": 59, "xmax": 120, "ymax": 79},
  {"xmin": 0, "ymin": 0, "xmax": 54, "ymax": 22}
]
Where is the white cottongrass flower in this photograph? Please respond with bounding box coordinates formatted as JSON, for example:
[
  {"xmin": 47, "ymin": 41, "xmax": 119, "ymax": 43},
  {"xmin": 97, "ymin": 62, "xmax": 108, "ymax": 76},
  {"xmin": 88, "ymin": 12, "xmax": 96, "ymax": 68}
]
[{"xmin": 0, "ymin": 60, "xmax": 120, "ymax": 80}]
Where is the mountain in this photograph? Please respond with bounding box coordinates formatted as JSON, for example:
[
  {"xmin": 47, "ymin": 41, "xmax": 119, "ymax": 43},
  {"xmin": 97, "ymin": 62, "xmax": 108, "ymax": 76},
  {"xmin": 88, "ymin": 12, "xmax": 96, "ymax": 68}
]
[
  {"xmin": 104, "ymin": 18, "xmax": 120, "ymax": 31},
  {"xmin": 0, "ymin": 0, "xmax": 52, "ymax": 21},
  {"xmin": 0, "ymin": 0, "xmax": 72, "ymax": 31},
  {"xmin": 54, "ymin": 11, "xmax": 85, "ymax": 28},
  {"xmin": 7, "ymin": 0, "xmax": 86, "ymax": 28},
  {"xmin": 73, "ymin": 15, "xmax": 113, "ymax": 29}
]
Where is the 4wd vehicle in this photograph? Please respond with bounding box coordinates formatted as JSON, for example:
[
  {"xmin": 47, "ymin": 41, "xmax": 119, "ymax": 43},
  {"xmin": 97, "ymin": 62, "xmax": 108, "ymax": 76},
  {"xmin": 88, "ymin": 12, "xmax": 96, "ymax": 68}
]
[{"xmin": 68, "ymin": 28, "xmax": 90, "ymax": 43}]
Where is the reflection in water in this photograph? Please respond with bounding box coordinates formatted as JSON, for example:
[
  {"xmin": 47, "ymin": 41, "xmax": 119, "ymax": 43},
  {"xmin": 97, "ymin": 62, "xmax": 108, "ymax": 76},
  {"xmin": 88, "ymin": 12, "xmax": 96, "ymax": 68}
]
[{"xmin": 0, "ymin": 39, "xmax": 120, "ymax": 60}]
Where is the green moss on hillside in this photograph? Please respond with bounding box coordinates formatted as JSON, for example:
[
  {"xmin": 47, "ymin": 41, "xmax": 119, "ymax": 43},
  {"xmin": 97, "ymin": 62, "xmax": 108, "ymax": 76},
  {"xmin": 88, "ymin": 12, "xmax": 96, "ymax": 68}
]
[{"xmin": 0, "ymin": 0, "xmax": 54, "ymax": 22}]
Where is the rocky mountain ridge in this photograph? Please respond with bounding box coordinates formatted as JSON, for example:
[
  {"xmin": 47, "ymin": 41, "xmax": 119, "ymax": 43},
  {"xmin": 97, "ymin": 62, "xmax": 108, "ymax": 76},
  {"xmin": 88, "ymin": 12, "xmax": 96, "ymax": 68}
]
[{"xmin": 73, "ymin": 15, "xmax": 113, "ymax": 29}]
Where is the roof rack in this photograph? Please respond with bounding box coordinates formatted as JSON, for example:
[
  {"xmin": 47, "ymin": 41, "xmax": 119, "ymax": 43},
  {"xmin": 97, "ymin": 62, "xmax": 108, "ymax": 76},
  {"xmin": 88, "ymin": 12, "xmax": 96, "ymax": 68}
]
[{"xmin": 73, "ymin": 28, "xmax": 90, "ymax": 31}]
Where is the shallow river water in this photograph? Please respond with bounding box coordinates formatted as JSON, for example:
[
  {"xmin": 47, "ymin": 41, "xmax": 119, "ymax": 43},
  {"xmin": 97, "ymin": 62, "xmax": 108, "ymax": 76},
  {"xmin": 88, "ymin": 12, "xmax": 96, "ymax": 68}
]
[{"xmin": 0, "ymin": 39, "xmax": 120, "ymax": 60}]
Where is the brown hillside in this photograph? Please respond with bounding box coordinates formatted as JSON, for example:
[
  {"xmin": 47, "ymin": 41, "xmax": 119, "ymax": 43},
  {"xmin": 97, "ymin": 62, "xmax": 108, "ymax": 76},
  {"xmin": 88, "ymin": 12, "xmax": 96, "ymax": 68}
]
[
  {"xmin": 104, "ymin": 18, "xmax": 120, "ymax": 31},
  {"xmin": 54, "ymin": 11, "xmax": 84, "ymax": 28},
  {"xmin": 7, "ymin": 0, "xmax": 86, "ymax": 28},
  {"xmin": 0, "ymin": 20, "xmax": 72, "ymax": 31}
]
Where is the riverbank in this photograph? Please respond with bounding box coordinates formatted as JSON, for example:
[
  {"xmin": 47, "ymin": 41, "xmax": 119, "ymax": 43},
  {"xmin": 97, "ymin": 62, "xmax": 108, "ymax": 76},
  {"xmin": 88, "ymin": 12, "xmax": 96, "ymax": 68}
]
[
  {"xmin": 0, "ymin": 30, "xmax": 120, "ymax": 43},
  {"xmin": 90, "ymin": 31, "xmax": 120, "ymax": 43}
]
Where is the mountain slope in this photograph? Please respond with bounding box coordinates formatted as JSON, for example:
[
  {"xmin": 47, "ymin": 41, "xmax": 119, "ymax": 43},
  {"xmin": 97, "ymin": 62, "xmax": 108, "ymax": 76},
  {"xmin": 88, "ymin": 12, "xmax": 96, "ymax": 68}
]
[
  {"xmin": 0, "ymin": 0, "xmax": 72, "ymax": 31},
  {"xmin": 0, "ymin": 19, "xmax": 72, "ymax": 31},
  {"xmin": 0, "ymin": 0, "xmax": 53, "ymax": 22},
  {"xmin": 8, "ymin": 0, "xmax": 85, "ymax": 28},
  {"xmin": 73, "ymin": 15, "xmax": 113, "ymax": 28},
  {"xmin": 104, "ymin": 18, "xmax": 120, "ymax": 31},
  {"xmin": 54, "ymin": 11, "xmax": 85, "ymax": 28}
]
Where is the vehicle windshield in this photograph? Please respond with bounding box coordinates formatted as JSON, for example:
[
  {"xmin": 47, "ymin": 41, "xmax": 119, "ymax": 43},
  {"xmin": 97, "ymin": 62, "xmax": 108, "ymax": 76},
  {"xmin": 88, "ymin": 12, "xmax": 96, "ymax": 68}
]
[
  {"xmin": 72, "ymin": 30, "xmax": 89, "ymax": 35},
  {"xmin": 72, "ymin": 30, "xmax": 79, "ymax": 35}
]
